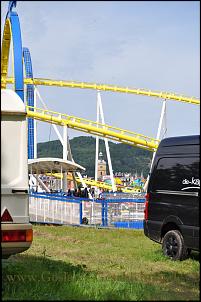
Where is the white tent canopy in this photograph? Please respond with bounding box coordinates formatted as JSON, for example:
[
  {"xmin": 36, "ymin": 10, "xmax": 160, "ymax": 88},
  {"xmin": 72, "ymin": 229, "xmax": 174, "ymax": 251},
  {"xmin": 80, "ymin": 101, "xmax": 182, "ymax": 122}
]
[{"xmin": 28, "ymin": 158, "xmax": 85, "ymax": 174}]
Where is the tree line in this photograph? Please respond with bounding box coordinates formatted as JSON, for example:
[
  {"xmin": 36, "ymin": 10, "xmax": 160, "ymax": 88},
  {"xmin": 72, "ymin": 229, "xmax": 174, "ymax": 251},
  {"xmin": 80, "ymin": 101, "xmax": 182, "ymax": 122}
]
[{"xmin": 37, "ymin": 136, "xmax": 152, "ymax": 177}]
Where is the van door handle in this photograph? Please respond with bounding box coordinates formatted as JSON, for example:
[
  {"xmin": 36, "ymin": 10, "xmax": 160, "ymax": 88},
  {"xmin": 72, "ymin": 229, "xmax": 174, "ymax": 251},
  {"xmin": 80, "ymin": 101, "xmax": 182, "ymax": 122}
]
[{"xmin": 12, "ymin": 189, "xmax": 28, "ymax": 194}]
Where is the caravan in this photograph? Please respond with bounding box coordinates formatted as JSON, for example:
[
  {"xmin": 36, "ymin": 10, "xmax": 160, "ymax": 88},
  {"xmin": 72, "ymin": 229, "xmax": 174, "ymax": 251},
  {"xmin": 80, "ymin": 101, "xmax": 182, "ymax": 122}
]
[{"xmin": 1, "ymin": 89, "xmax": 33, "ymax": 258}]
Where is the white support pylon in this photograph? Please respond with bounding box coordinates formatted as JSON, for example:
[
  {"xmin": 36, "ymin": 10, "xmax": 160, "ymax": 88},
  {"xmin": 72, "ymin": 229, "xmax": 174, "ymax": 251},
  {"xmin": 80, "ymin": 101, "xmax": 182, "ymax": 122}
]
[
  {"xmin": 34, "ymin": 86, "xmax": 37, "ymax": 158},
  {"xmin": 95, "ymin": 97, "xmax": 100, "ymax": 182},
  {"xmin": 34, "ymin": 86, "xmax": 64, "ymax": 145},
  {"xmin": 34, "ymin": 175, "xmax": 50, "ymax": 193},
  {"xmin": 143, "ymin": 99, "xmax": 167, "ymax": 192},
  {"xmin": 96, "ymin": 91, "xmax": 116, "ymax": 192},
  {"xmin": 33, "ymin": 87, "xmax": 95, "ymax": 197},
  {"xmin": 150, "ymin": 99, "xmax": 167, "ymax": 169},
  {"xmin": 62, "ymin": 125, "xmax": 68, "ymax": 192},
  {"xmin": 34, "ymin": 87, "xmax": 69, "ymax": 192},
  {"xmin": 63, "ymin": 125, "xmax": 68, "ymax": 160},
  {"xmin": 66, "ymin": 134, "xmax": 92, "ymax": 198}
]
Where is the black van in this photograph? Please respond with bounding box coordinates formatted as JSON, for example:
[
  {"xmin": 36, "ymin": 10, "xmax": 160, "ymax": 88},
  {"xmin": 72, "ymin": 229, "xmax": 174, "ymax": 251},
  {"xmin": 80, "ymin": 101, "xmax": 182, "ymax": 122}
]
[{"xmin": 144, "ymin": 135, "xmax": 199, "ymax": 260}]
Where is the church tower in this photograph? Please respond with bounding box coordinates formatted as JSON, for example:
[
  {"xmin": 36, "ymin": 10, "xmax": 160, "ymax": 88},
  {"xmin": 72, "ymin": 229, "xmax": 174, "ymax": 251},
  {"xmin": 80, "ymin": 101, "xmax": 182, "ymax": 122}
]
[{"xmin": 97, "ymin": 152, "xmax": 106, "ymax": 179}]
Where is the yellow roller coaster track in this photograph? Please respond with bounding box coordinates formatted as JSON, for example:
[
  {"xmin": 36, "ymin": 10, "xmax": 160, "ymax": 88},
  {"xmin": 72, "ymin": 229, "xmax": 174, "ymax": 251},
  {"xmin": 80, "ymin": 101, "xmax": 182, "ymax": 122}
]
[
  {"xmin": 46, "ymin": 173, "xmax": 141, "ymax": 193},
  {"xmin": 26, "ymin": 106, "xmax": 159, "ymax": 152},
  {"xmin": 2, "ymin": 77, "xmax": 200, "ymax": 105}
]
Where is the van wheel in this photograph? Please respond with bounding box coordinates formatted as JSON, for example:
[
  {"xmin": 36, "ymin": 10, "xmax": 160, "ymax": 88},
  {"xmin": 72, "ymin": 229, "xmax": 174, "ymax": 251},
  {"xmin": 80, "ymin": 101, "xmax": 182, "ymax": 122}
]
[{"xmin": 162, "ymin": 230, "xmax": 188, "ymax": 261}]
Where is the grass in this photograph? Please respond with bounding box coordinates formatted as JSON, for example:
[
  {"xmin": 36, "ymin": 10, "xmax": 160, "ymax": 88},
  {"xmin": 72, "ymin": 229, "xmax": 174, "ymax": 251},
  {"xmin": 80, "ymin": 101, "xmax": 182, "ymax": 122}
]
[{"xmin": 2, "ymin": 225, "xmax": 200, "ymax": 301}]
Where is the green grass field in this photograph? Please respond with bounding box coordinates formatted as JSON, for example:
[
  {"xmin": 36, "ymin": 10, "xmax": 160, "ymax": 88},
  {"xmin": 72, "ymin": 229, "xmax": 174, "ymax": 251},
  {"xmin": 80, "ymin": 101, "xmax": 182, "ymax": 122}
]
[{"xmin": 2, "ymin": 225, "xmax": 200, "ymax": 301}]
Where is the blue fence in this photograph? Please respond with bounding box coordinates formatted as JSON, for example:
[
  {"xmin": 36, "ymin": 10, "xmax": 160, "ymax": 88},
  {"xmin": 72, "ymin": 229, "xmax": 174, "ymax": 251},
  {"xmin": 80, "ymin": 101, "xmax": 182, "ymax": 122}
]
[{"xmin": 29, "ymin": 192, "xmax": 145, "ymax": 229}]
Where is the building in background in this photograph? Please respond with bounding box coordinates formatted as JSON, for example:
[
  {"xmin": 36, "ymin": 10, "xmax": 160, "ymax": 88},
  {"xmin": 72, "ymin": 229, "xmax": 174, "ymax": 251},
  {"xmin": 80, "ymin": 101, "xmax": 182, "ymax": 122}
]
[{"xmin": 97, "ymin": 152, "xmax": 107, "ymax": 179}]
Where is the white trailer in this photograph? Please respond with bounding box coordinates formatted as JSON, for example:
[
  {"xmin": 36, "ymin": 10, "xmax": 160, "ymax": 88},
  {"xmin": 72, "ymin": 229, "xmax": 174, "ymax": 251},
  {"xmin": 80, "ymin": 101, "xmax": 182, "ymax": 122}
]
[{"xmin": 1, "ymin": 89, "xmax": 33, "ymax": 258}]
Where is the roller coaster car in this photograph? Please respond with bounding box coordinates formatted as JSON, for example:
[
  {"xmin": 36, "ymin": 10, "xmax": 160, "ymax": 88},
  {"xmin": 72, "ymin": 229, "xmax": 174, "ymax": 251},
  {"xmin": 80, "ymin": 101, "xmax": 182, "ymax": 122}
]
[
  {"xmin": 1, "ymin": 89, "xmax": 33, "ymax": 259},
  {"xmin": 144, "ymin": 135, "xmax": 199, "ymax": 260}
]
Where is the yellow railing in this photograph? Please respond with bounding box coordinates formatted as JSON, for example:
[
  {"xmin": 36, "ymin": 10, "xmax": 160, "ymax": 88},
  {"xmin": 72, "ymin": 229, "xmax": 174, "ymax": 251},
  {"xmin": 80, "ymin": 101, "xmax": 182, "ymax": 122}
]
[
  {"xmin": 46, "ymin": 172, "xmax": 141, "ymax": 193},
  {"xmin": 26, "ymin": 105, "xmax": 159, "ymax": 152},
  {"xmin": 1, "ymin": 19, "xmax": 12, "ymax": 88},
  {"xmin": 2, "ymin": 77, "xmax": 199, "ymax": 105}
]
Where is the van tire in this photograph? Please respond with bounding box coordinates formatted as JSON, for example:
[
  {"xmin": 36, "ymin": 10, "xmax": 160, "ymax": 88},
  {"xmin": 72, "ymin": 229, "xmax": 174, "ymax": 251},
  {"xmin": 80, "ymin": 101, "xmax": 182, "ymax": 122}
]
[{"xmin": 162, "ymin": 230, "xmax": 188, "ymax": 261}]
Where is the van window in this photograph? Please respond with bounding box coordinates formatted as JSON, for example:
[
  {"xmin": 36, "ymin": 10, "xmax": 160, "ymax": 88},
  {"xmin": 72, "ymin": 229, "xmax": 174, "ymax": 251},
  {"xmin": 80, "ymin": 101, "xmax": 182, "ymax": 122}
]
[{"xmin": 151, "ymin": 157, "xmax": 199, "ymax": 192}]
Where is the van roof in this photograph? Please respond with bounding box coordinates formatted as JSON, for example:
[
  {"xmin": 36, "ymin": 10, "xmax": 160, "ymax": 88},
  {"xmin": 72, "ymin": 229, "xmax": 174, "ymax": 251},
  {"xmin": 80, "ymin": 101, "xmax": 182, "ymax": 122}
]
[{"xmin": 159, "ymin": 135, "xmax": 200, "ymax": 147}]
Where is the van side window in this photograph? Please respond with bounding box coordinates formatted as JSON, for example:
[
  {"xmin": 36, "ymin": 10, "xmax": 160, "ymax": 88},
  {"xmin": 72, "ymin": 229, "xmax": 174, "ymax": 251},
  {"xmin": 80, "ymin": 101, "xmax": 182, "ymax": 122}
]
[{"xmin": 151, "ymin": 157, "xmax": 199, "ymax": 192}]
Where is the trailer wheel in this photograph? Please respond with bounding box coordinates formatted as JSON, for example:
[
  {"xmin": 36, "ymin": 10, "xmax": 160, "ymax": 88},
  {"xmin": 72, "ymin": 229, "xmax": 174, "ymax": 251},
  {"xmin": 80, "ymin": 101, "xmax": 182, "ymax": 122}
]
[{"xmin": 162, "ymin": 230, "xmax": 189, "ymax": 261}]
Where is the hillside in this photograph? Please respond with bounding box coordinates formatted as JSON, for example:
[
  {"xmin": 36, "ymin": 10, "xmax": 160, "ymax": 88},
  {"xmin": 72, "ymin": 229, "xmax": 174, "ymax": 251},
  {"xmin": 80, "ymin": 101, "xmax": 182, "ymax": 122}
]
[{"xmin": 37, "ymin": 136, "xmax": 152, "ymax": 177}]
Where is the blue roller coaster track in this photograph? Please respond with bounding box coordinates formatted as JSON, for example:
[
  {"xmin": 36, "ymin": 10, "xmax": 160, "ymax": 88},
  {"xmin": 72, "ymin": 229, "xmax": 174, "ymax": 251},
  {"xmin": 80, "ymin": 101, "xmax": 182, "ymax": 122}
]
[
  {"xmin": 23, "ymin": 47, "xmax": 35, "ymax": 159},
  {"xmin": 2, "ymin": 1, "xmax": 34, "ymax": 158}
]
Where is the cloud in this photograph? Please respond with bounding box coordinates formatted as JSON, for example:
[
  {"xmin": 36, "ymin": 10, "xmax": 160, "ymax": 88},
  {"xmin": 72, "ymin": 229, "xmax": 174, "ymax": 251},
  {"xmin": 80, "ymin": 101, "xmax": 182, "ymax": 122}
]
[{"xmin": 1, "ymin": 1, "xmax": 199, "ymax": 143}]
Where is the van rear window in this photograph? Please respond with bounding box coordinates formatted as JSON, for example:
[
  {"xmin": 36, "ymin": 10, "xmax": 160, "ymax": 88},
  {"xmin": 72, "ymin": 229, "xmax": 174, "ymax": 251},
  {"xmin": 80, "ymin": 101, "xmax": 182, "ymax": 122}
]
[{"xmin": 151, "ymin": 157, "xmax": 199, "ymax": 192}]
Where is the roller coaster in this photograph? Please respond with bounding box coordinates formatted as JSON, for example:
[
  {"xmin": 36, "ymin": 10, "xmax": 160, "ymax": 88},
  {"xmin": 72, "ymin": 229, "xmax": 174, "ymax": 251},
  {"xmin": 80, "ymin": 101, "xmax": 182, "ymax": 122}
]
[
  {"xmin": 1, "ymin": 2, "xmax": 200, "ymax": 192},
  {"xmin": 2, "ymin": 77, "xmax": 200, "ymax": 105},
  {"xmin": 45, "ymin": 172, "xmax": 141, "ymax": 193},
  {"xmin": 26, "ymin": 105, "xmax": 159, "ymax": 152}
]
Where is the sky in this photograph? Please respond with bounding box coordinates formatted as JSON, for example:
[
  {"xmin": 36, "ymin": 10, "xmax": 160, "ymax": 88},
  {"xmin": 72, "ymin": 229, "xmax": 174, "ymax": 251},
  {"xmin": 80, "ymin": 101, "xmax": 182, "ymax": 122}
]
[{"xmin": 1, "ymin": 1, "xmax": 200, "ymax": 144}]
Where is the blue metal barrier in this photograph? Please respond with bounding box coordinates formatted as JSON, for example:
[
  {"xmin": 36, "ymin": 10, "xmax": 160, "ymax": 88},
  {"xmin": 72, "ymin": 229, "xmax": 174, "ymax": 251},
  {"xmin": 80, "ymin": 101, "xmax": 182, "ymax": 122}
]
[
  {"xmin": 112, "ymin": 221, "xmax": 144, "ymax": 229},
  {"xmin": 29, "ymin": 193, "xmax": 145, "ymax": 229},
  {"xmin": 30, "ymin": 192, "xmax": 93, "ymax": 202}
]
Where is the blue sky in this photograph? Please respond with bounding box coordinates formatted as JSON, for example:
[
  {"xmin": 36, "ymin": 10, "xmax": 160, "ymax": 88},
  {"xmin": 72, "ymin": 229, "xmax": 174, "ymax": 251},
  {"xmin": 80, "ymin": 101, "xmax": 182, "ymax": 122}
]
[{"xmin": 1, "ymin": 1, "xmax": 200, "ymax": 143}]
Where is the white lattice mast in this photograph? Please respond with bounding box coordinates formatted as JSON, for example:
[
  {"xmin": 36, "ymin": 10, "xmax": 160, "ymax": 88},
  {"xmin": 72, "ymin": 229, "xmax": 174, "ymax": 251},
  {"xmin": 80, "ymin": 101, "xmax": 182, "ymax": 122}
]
[{"xmin": 95, "ymin": 91, "xmax": 116, "ymax": 192}]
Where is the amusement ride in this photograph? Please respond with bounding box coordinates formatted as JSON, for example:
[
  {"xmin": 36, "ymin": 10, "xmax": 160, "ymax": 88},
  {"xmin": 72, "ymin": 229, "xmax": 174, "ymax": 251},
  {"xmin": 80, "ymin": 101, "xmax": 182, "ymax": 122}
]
[{"xmin": 1, "ymin": 1, "xmax": 200, "ymax": 195}]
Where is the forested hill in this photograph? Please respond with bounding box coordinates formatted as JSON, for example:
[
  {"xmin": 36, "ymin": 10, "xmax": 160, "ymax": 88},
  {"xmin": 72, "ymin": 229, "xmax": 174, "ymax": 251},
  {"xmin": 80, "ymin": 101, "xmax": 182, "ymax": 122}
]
[{"xmin": 37, "ymin": 136, "xmax": 152, "ymax": 177}]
